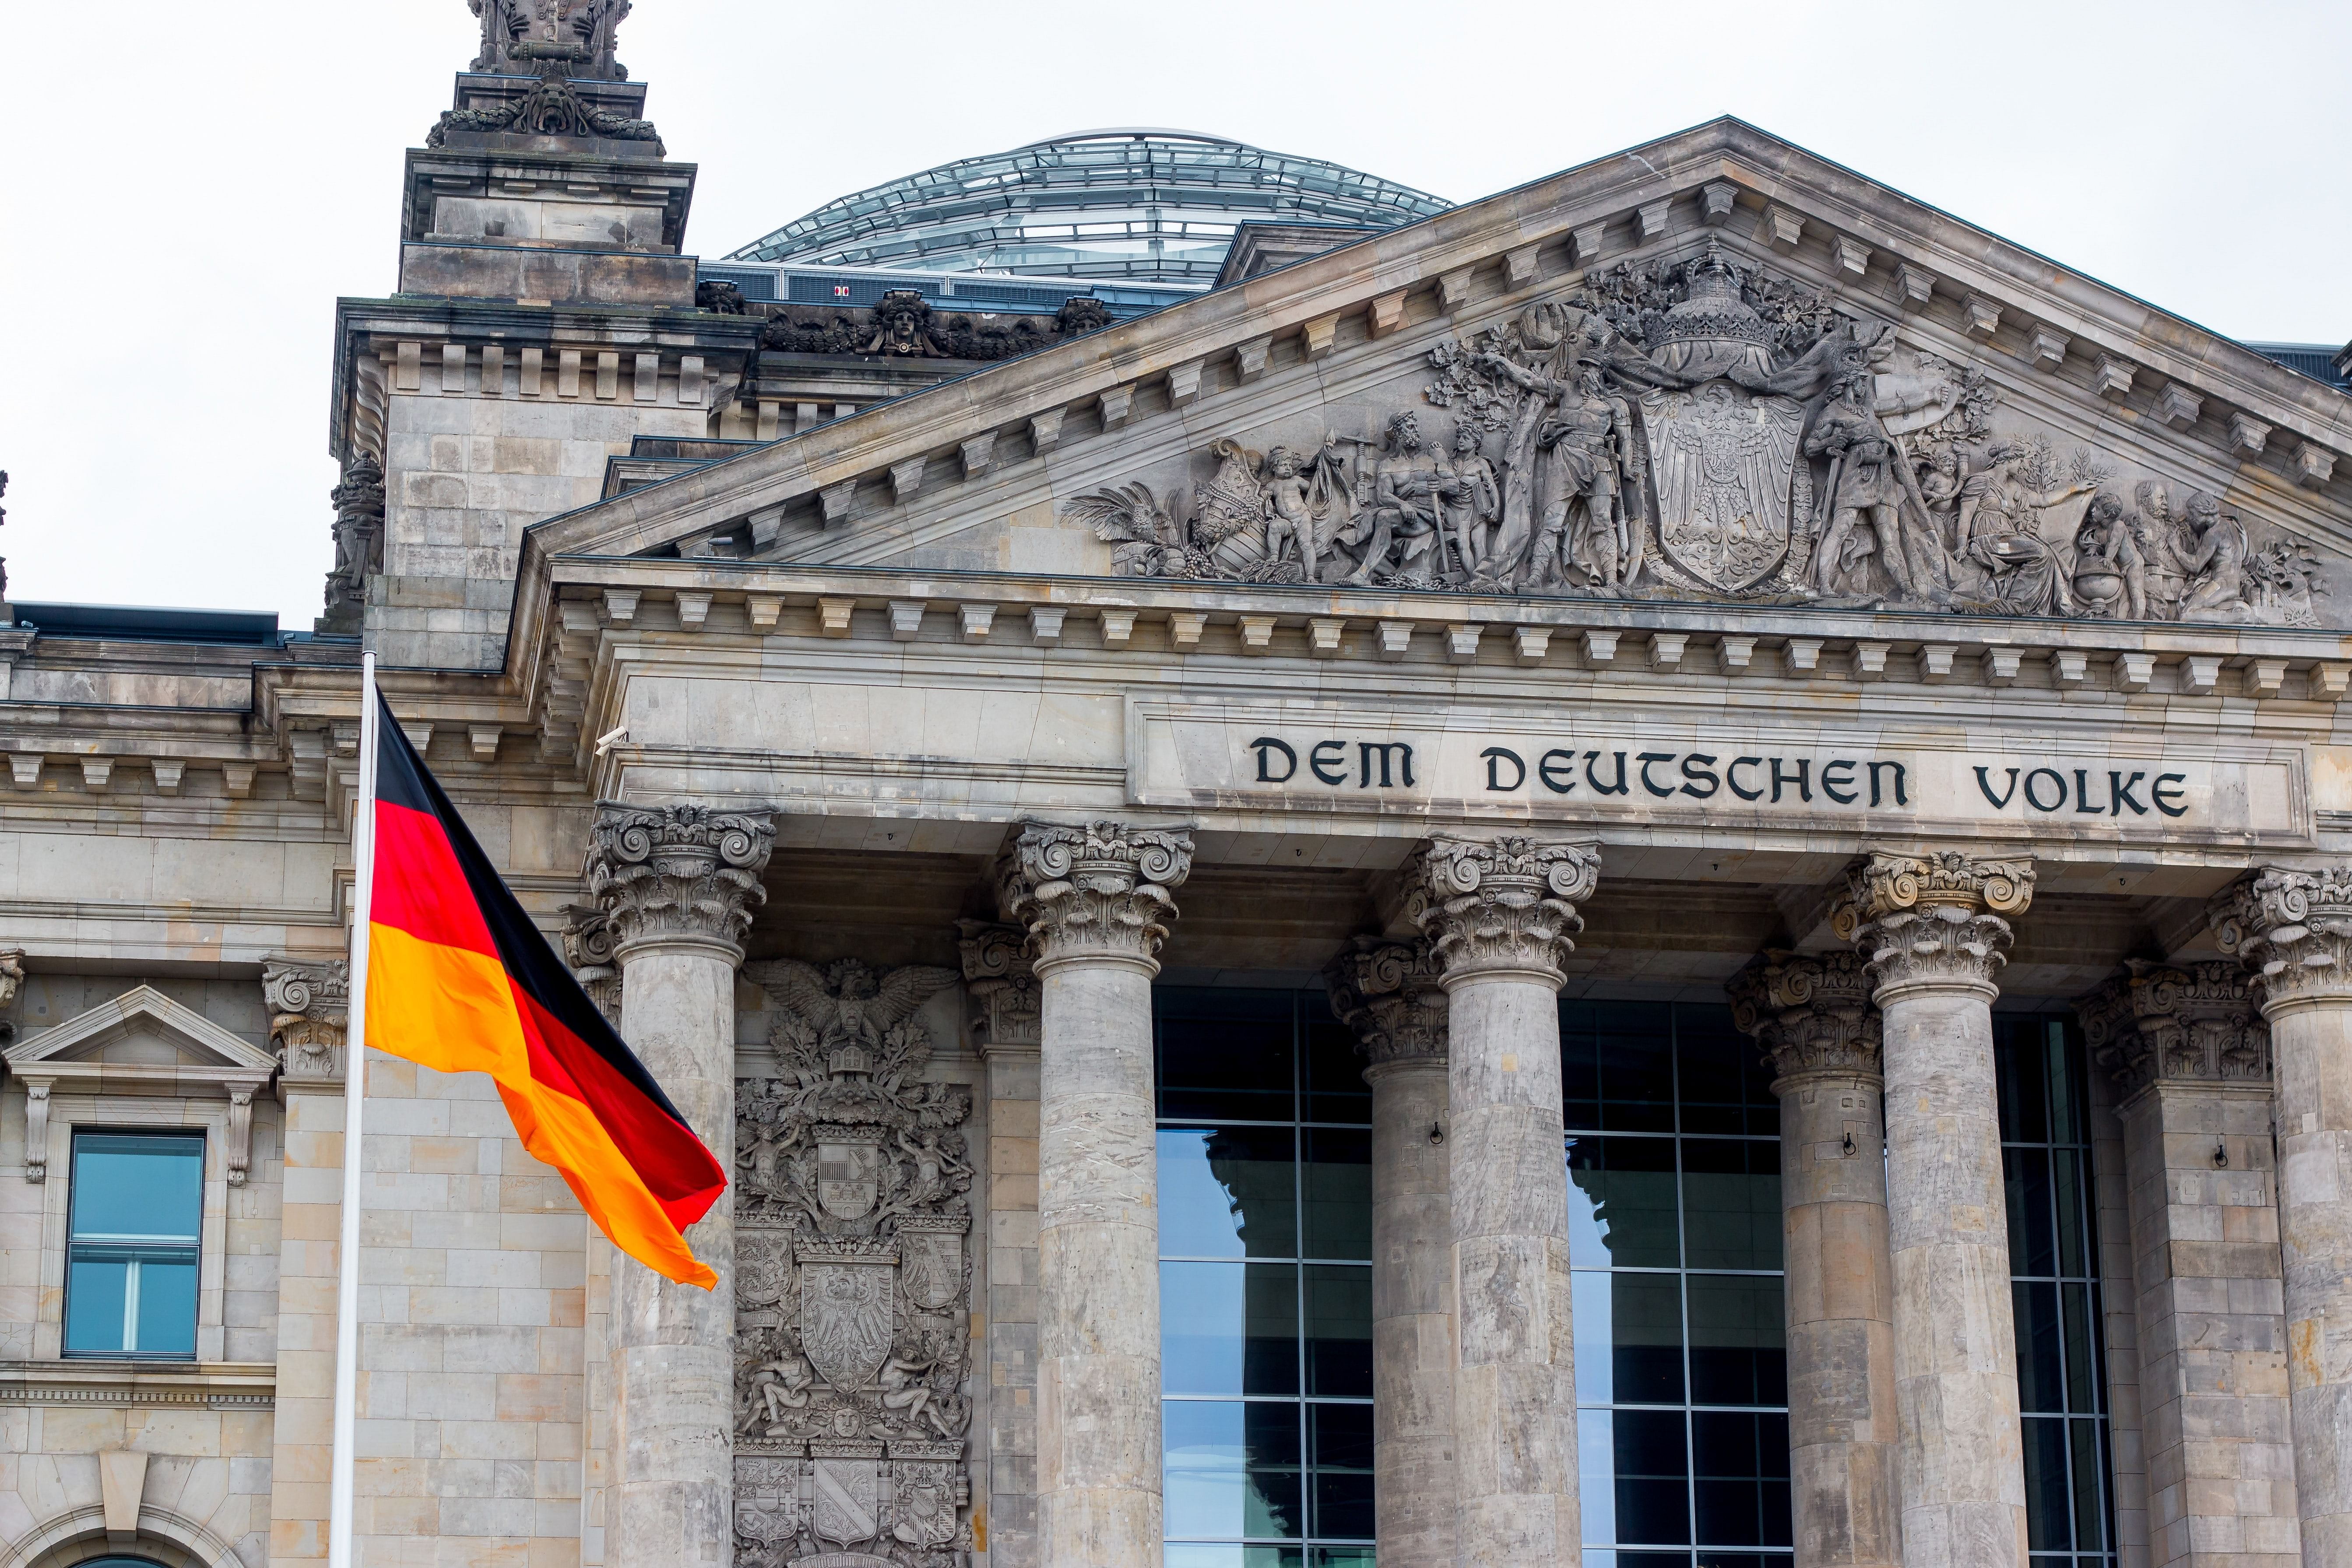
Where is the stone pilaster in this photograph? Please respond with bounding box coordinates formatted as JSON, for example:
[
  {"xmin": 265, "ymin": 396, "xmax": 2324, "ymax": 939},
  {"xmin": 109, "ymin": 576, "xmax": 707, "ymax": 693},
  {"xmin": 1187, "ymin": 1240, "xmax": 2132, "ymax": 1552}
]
[
  {"xmin": 1326, "ymin": 935, "xmax": 1455, "ymax": 1568},
  {"xmin": 2209, "ymin": 867, "xmax": 2352, "ymax": 1564},
  {"xmin": 996, "ymin": 820, "xmax": 1192, "ymax": 1568},
  {"xmin": 1405, "ymin": 832, "xmax": 1598, "ymax": 1567},
  {"xmin": 1729, "ymin": 950, "xmax": 1898, "ymax": 1568},
  {"xmin": 1833, "ymin": 850, "xmax": 2036, "ymax": 1568},
  {"xmin": 587, "ymin": 803, "xmax": 775, "ymax": 1568},
  {"xmin": 2079, "ymin": 959, "xmax": 2299, "ymax": 1568},
  {"xmin": 960, "ymin": 918, "xmax": 1045, "ymax": 1568}
]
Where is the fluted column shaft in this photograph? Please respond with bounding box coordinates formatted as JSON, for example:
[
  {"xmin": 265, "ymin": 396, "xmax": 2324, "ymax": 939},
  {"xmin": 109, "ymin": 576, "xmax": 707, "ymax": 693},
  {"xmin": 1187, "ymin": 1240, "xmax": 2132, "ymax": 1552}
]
[
  {"xmin": 1410, "ymin": 833, "xmax": 1600, "ymax": 1567},
  {"xmin": 1329, "ymin": 937, "xmax": 1456, "ymax": 1568},
  {"xmin": 589, "ymin": 804, "xmax": 775, "ymax": 1568},
  {"xmin": 998, "ymin": 821, "xmax": 1193, "ymax": 1568},
  {"xmin": 1834, "ymin": 852, "xmax": 2036, "ymax": 1568},
  {"xmin": 2211, "ymin": 868, "xmax": 2352, "ymax": 1564},
  {"xmin": 1731, "ymin": 952, "xmax": 1899, "ymax": 1568}
]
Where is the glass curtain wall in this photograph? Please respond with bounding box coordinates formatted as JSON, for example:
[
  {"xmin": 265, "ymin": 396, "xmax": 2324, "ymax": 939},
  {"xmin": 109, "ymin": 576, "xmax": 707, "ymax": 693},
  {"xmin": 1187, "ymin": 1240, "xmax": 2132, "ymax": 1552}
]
[
  {"xmin": 1997, "ymin": 1016, "xmax": 2119, "ymax": 1568},
  {"xmin": 1566, "ymin": 1001, "xmax": 1791, "ymax": 1568},
  {"xmin": 1157, "ymin": 988, "xmax": 1377, "ymax": 1568}
]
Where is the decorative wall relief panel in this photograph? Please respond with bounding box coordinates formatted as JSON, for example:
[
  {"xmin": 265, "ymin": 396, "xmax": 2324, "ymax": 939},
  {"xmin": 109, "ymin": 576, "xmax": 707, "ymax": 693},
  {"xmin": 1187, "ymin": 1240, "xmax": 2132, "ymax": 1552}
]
[
  {"xmin": 733, "ymin": 959, "xmax": 975, "ymax": 1568},
  {"xmin": 1068, "ymin": 235, "xmax": 2336, "ymax": 625}
]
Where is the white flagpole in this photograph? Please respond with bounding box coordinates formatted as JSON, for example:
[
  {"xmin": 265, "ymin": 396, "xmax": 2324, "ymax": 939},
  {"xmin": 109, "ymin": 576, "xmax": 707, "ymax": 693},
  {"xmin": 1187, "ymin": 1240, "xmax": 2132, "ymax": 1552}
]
[{"xmin": 327, "ymin": 652, "xmax": 380, "ymax": 1568}]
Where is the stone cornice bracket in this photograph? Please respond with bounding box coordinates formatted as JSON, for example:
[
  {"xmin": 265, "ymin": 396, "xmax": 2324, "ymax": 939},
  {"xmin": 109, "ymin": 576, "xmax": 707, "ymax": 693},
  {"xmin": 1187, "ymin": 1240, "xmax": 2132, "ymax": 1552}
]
[
  {"xmin": 1404, "ymin": 833, "xmax": 1600, "ymax": 988},
  {"xmin": 1727, "ymin": 949, "xmax": 1882, "ymax": 1085},
  {"xmin": 262, "ymin": 958, "xmax": 350, "ymax": 1089},
  {"xmin": 1324, "ymin": 935, "xmax": 1448, "ymax": 1073},
  {"xmin": 585, "ymin": 802, "xmax": 777, "ymax": 960},
  {"xmin": 2208, "ymin": 863, "xmax": 2352, "ymax": 1013},
  {"xmin": 1831, "ymin": 851, "xmax": 2035, "ymax": 1001},
  {"xmin": 957, "ymin": 918, "xmax": 1041, "ymax": 1055},
  {"xmin": 562, "ymin": 904, "xmax": 622, "ymax": 1026},
  {"xmin": 2078, "ymin": 957, "xmax": 2268, "ymax": 1095},
  {"xmin": 995, "ymin": 820, "xmax": 1194, "ymax": 976}
]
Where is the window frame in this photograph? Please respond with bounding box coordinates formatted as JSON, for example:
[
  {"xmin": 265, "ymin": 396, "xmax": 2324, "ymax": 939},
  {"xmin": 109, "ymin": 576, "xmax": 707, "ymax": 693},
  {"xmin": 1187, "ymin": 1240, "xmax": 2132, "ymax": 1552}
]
[{"xmin": 62, "ymin": 1126, "xmax": 209, "ymax": 1361}]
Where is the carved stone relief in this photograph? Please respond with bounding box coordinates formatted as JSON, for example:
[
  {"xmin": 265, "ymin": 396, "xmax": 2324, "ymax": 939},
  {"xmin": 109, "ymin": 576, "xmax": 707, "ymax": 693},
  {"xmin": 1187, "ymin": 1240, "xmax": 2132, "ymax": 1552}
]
[
  {"xmin": 756, "ymin": 289, "xmax": 1112, "ymax": 363},
  {"xmin": 317, "ymin": 456, "xmax": 383, "ymax": 637},
  {"xmin": 2078, "ymin": 959, "xmax": 2269, "ymax": 1094},
  {"xmin": 1068, "ymin": 236, "xmax": 2334, "ymax": 625},
  {"xmin": 733, "ymin": 958, "xmax": 976, "ymax": 1568},
  {"xmin": 262, "ymin": 958, "xmax": 350, "ymax": 1085}
]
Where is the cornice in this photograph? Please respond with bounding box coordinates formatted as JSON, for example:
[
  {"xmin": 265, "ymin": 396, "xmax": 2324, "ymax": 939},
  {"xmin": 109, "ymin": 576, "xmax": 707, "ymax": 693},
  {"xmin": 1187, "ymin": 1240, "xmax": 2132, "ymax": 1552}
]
[{"xmin": 0, "ymin": 1360, "xmax": 276, "ymax": 1410}]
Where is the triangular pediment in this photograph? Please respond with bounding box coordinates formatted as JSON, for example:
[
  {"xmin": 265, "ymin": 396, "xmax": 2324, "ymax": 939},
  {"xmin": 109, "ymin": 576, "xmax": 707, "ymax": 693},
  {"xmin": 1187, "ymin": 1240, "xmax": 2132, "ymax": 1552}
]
[
  {"xmin": 5, "ymin": 985, "xmax": 278, "ymax": 1083},
  {"xmin": 517, "ymin": 117, "xmax": 2352, "ymax": 633}
]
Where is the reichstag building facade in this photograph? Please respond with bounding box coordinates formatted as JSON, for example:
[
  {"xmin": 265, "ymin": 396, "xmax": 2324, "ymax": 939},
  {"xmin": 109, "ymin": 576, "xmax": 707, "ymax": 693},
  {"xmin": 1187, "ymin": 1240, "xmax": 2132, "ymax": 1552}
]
[{"xmin": 5, "ymin": 6, "xmax": 2352, "ymax": 1568}]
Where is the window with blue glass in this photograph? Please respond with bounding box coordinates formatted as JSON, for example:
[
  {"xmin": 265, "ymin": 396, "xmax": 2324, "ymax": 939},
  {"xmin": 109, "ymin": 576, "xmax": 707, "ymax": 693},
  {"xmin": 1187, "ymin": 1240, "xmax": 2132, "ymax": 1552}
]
[
  {"xmin": 1997, "ymin": 1016, "xmax": 2117, "ymax": 1568},
  {"xmin": 64, "ymin": 1131, "xmax": 204, "ymax": 1358},
  {"xmin": 1157, "ymin": 987, "xmax": 1375, "ymax": 1568},
  {"xmin": 1565, "ymin": 1000, "xmax": 1791, "ymax": 1568}
]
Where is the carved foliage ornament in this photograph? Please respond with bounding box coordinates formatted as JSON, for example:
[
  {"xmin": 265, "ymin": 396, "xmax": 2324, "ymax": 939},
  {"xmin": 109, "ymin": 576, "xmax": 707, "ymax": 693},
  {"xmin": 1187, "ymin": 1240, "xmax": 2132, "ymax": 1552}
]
[
  {"xmin": 1832, "ymin": 851, "xmax": 2035, "ymax": 995},
  {"xmin": 2078, "ymin": 958, "xmax": 2268, "ymax": 1093},
  {"xmin": 586, "ymin": 804, "xmax": 775, "ymax": 953},
  {"xmin": 1727, "ymin": 949, "xmax": 1882, "ymax": 1080},
  {"xmin": 996, "ymin": 821, "xmax": 1194, "ymax": 970},
  {"xmin": 732, "ymin": 956, "xmax": 975, "ymax": 1568},
  {"xmin": 1406, "ymin": 834, "xmax": 1600, "ymax": 986},
  {"xmin": 954, "ymin": 921, "xmax": 1038, "ymax": 1055},
  {"xmin": 2208, "ymin": 865, "xmax": 2352, "ymax": 1009},
  {"xmin": 1065, "ymin": 236, "xmax": 2333, "ymax": 627},
  {"xmin": 1325, "ymin": 935, "xmax": 1448, "ymax": 1069},
  {"xmin": 561, "ymin": 905, "xmax": 621, "ymax": 1025},
  {"xmin": 262, "ymin": 958, "xmax": 350, "ymax": 1080}
]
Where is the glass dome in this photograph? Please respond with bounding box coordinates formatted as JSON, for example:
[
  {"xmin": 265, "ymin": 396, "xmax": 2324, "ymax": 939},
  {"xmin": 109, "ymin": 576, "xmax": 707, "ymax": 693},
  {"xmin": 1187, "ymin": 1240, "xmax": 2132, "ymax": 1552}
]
[{"xmin": 726, "ymin": 129, "xmax": 1450, "ymax": 284}]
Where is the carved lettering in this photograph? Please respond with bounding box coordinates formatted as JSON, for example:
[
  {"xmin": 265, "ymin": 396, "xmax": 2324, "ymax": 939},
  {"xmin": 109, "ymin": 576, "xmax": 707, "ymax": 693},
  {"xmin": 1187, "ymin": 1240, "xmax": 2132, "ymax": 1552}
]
[
  {"xmin": 1482, "ymin": 747, "xmax": 1526, "ymax": 792},
  {"xmin": 1250, "ymin": 736, "xmax": 1297, "ymax": 783}
]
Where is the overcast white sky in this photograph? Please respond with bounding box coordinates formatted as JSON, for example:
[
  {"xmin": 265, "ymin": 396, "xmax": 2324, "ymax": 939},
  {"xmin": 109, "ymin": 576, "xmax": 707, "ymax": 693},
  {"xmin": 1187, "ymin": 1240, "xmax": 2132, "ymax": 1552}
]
[{"xmin": 2, "ymin": 0, "xmax": 2346, "ymax": 626}]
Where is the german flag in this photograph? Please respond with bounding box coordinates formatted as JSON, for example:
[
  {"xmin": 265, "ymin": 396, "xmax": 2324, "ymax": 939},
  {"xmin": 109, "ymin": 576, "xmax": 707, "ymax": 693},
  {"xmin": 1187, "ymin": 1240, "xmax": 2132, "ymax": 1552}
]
[{"xmin": 362, "ymin": 691, "xmax": 726, "ymax": 1287}]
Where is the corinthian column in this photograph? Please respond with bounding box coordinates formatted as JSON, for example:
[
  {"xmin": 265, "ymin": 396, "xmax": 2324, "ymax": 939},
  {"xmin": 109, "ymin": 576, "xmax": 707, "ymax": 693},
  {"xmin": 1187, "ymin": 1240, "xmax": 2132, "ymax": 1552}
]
[
  {"xmin": 1832, "ymin": 851, "xmax": 2036, "ymax": 1568},
  {"xmin": 2209, "ymin": 867, "xmax": 2352, "ymax": 1564},
  {"xmin": 1729, "ymin": 951, "xmax": 1898, "ymax": 1568},
  {"xmin": 1407, "ymin": 832, "xmax": 1599, "ymax": 1567},
  {"xmin": 997, "ymin": 819, "xmax": 1193, "ymax": 1568},
  {"xmin": 587, "ymin": 803, "xmax": 776, "ymax": 1568},
  {"xmin": 2079, "ymin": 958, "xmax": 2299, "ymax": 1568},
  {"xmin": 1327, "ymin": 936, "xmax": 1455, "ymax": 1568}
]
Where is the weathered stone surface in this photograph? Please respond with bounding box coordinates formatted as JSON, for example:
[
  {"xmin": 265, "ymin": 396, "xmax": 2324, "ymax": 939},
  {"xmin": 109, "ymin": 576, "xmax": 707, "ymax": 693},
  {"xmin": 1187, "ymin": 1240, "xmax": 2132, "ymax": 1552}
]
[
  {"xmin": 1731, "ymin": 950, "xmax": 1898, "ymax": 1568},
  {"xmin": 1835, "ymin": 852, "xmax": 2036, "ymax": 1568}
]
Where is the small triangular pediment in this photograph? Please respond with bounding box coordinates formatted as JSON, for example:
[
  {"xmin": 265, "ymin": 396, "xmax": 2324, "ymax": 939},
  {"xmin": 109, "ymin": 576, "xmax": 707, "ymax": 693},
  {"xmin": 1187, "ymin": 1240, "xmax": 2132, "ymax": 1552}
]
[
  {"xmin": 5, "ymin": 985, "xmax": 278, "ymax": 1082},
  {"xmin": 520, "ymin": 117, "xmax": 2352, "ymax": 634}
]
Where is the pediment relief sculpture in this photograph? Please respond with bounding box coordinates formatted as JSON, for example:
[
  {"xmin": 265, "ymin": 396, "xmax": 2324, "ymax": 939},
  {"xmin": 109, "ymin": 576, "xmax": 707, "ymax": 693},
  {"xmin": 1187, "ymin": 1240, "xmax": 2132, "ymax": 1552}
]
[
  {"xmin": 1065, "ymin": 237, "xmax": 2338, "ymax": 627},
  {"xmin": 733, "ymin": 957, "xmax": 976, "ymax": 1568}
]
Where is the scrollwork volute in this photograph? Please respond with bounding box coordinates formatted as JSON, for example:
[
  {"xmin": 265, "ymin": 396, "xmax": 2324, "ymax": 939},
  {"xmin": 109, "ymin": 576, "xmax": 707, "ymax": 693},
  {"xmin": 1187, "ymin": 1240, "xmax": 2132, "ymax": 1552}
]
[
  {"xmin": 562, "ymin": 905, "xmax": 622, "ymax": 1026},
  {"xmin": 1404, "ymin": 833, "xmax": 1600, "ymax": 987},
  {"xmin": 1727, "ymin": 950, "xmax": 1882, "ymax": 1083},
  {"xmin": 995, "ymin": 821, "xmax": 1194, "ymax": 972},
  {"xmin": 2078, "ymin": 958, "xmax": 2269, "ymax": 1093},
  {"xmin": 2207, "ymin": 865, "xmax": 2352, "ymax": 1010},
  {"xmin": 732, "ymin": 956, "xmax": 976, "ymax": 1567},
  {"xmin": 1831, "ymin": 851, "xmax": 2035, "ymax": 998},
  {"xmin": 955, "ymin": 920, "xmax": 1038, "ymax": 1055},
  {"xmin": 263, "ymin": 957, "xmax": 350, "ymax": 1083},
  {"xmin": 585, "ymin": 804, "xmax": 776, "ymax": 956},
  {"xmin": 1324, "ymin": 935, "xmax": 1448, "ymax": 1070}
]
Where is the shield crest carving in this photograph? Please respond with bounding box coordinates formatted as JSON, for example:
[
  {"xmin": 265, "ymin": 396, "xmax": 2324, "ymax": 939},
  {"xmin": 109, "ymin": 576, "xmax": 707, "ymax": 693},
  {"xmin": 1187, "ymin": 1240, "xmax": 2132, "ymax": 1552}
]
[
  {"xmin": 1637, "ymin": 381, "xmax": 1804, "ymax": 591},
  {"xmin": 810, "ymin": 1455, "xmax": 882, "ymax": 1546},
  {"xmin": 801, "ymin": 1259, "xmax": 896, "ymax": 1391},
  {"xmin": 817, "ymin": 1130, "xmax": 884, "ymax": 1220},
  {"xmin": 898, "ymin": 1223, "xmax": 963, "ymax": 1312}
]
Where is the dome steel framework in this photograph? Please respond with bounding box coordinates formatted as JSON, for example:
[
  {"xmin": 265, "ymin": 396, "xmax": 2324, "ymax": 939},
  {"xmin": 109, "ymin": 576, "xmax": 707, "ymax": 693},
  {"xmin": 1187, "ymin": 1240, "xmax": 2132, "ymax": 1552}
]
[{"xmin": 726, "ymin": 129, "xmax": 1450, "ymax": 284}]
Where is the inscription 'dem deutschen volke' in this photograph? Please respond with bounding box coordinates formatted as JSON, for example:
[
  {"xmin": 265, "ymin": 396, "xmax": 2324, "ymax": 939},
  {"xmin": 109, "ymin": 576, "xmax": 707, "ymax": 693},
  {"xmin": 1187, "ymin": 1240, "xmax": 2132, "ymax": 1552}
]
[{"xmin": 1244, "ymin": 735, "xmax": 2192, "ymax": 818}]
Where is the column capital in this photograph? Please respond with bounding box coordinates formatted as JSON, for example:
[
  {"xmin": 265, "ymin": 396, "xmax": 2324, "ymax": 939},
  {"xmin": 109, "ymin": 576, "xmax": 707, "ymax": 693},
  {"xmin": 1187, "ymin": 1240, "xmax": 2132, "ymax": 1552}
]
[
  {"xmin": 2078, "ymin": 957, "xmax": 2270, "ymax": 1095},
  {"xmin": 958, "ymin": 918, "xmax": 1041, "ymax": 1055},
  {"xmin": 1325, "ymin": 935, "xmax": 1448, "ymax": 1072},
  {"xmin": 1727, "ymin": 949, "xmax": 1882, "ymax": 1084},
  {"xmin": 585, "ymin": 802, "xmax": 775, "ymax": 960},
  {"xmin": 1404, "ymin": 832, "xmax": 1600, "ymax": 988},
  {"xmin": 263, "ymin": 957, "xmax": 349, "ymax": 1089},
  {"xmin": 562, "ymin": 903, "xmax": 622, "ymax": 1025},
  {"xmin": 2208, "ymin": 863, "xmax": 2352, "ymax": 1011},
  {"xmin": 995, "ymin": 820, "xmax": 1193, "ymax": 975},
  {"xmin": 1831, "ymin": 850, "xmax": 2034, "ymax": 1000}
]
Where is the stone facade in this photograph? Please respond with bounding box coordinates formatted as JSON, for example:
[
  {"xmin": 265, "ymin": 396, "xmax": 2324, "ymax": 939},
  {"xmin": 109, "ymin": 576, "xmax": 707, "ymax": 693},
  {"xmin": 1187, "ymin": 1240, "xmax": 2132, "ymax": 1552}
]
[{"xmin": 4, "ymin": 5, "xmax": 2352, "ymax": 1567}]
